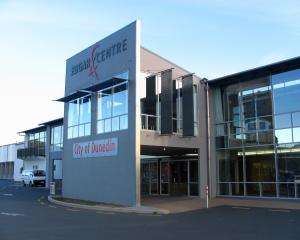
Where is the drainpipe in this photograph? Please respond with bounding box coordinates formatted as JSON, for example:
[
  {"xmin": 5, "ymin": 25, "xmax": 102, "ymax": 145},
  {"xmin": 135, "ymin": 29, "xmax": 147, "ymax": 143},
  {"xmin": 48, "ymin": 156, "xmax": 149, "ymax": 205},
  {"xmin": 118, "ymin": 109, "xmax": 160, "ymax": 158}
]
[{"xmin": 201, "ymin": 78, "xmax": 211, "ymax": 199}]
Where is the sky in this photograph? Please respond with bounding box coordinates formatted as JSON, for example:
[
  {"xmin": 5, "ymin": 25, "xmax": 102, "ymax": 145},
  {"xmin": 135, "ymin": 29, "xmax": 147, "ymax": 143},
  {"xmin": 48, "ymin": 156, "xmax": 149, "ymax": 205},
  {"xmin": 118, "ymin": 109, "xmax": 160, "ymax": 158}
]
[{"xmin": 0, "ymin": 0, "xmax": 300, "ymax": 145}]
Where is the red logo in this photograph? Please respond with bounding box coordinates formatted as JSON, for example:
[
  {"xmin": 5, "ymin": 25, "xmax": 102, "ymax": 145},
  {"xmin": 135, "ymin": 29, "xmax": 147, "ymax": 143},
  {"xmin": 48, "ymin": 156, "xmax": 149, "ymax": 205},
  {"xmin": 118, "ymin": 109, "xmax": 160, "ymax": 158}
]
[{"xmin": 89, "ymin": 45, "xmax": 100, "ymax": 80}]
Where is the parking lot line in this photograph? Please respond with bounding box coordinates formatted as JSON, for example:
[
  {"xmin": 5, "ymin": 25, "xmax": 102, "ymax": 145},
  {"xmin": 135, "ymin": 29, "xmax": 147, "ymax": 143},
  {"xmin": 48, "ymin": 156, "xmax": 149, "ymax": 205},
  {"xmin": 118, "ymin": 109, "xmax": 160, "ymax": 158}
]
[
  {"xmin": 48, "ymin": 205, "xmax": 57, "ymax": 209},
  {"xmin": 268, "ymin": 209, "xmax": 290, "ymax": 213},
  {"xmin": 2, "ymin": 193, "xmax": 13, "ymax": 197},
  {"xmin": 96, "ymin": 211, "xmax": 115, "ymax": 215},
  {"xmin": 232, "ymin": 206, "xmax": 250, "ymax": 210},
  {"xmin": 65, "ymin": 208, "xmax": 80, "ymax": 212}
]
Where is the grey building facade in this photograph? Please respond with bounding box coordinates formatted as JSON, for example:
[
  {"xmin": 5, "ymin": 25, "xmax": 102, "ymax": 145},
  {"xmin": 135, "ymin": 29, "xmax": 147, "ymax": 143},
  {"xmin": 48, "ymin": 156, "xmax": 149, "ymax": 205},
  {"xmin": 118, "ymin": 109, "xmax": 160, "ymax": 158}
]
[
  {"xmin": 17, "ymin": 21, "xmax": 300, "ymax": 206},
  {"xmin": 56, "ymin": 21, "xmax": 208, "ymax": 206}
]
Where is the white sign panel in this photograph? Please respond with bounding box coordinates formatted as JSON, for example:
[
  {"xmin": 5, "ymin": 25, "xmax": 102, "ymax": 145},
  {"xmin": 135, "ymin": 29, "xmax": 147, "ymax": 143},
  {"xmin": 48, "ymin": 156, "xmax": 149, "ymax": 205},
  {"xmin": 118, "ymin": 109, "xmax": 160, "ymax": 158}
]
[{"xmin": 73, "ymin": 138, "xmax": 118, "ymax": 159}]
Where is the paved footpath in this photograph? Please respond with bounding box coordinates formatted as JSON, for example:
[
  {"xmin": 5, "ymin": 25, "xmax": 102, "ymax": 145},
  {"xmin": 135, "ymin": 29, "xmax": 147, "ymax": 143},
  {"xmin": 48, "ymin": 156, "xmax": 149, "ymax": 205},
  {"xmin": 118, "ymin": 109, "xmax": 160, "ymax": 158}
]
[{"xmin": 0, "ymin": 180, "xmax": 300, "ymax": 240}]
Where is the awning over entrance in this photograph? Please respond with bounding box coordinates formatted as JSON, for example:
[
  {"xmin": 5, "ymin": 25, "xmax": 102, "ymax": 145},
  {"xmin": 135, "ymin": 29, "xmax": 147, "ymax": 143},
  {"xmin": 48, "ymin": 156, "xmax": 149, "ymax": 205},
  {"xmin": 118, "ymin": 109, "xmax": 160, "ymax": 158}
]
[
  {"xmin": 141, "ymin": 145, "xmax": 198, "ymax": 156},
  {"xmin": 55, "ymin": 91, "xmax": 90, "ymax": 103},
  {"xmin": 83, "ymin": 77, "xmax": 126, "ymax": 92},
  {"xmin": 55, "ymin": 77, "xmax": 127, "ymax": 103},
  {"xmin": 141, "ymin": 145, "xmax": 199, "ymax": 197}
]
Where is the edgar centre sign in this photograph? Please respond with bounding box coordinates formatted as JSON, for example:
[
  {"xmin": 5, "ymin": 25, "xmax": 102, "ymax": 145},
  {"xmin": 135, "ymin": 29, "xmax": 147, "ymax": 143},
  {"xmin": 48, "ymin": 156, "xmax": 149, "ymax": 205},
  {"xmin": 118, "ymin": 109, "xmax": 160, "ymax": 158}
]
[{"xmin": 71, "ymin": 39, "xmax": 128, "ymax": 80}]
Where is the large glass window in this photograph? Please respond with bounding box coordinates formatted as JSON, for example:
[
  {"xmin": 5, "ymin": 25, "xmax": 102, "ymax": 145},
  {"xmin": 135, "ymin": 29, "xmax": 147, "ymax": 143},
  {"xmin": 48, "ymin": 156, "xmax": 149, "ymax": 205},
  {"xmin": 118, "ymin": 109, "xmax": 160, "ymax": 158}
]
[
  {"xmin": 50, "ymin": 125, "xmax": 63, "ymax": 152},
  {"xmin": 218, "ymin": 149, "xmax": 244, "ymax": 196},
  {"xmin": 97, "ymin": 82, "xmax": 128, "ymax": 133},
  {"xmin": 215, "ymin": 68, "xmax": 300, "ymax": 199},
  {"xmin": 277, "ymin": 144, "xmax": 300, "ymax": 198},
  {"xmin": 272, "ymin": 69, "xmax": 300, "ymax": 114},
  {"xmin": 68, "ymin": 96, "xmax": 91, "ymax": 139},
  {"xmin": 27, "ymin": 131, "xmax": 46, "ymax": 156}
]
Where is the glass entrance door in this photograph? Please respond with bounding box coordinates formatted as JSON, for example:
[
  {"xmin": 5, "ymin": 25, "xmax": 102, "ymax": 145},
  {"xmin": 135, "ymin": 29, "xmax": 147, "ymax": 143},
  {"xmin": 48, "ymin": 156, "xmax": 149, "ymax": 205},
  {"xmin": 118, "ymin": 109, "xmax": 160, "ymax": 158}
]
[
  {"xmin": 141, "ymin": 161, "xmax": 158, "ymax": 195},
  {"xmin": 160, "ymin": 161, "xmax": 170, "ymax": 194},
  {"xmin": 159, "ymin": 160, "xmax": 198, "ymax": 196},
  {"xmin": 169, "ymin": 161, "xmax": 188, "ymax": 196},
  {"xmin": 149, "ymin": 162, "xmax": 158, "ymax": 194},
  {"xmin": 143, "ymin": 159, "xmax": 199, "ymax": 197}
]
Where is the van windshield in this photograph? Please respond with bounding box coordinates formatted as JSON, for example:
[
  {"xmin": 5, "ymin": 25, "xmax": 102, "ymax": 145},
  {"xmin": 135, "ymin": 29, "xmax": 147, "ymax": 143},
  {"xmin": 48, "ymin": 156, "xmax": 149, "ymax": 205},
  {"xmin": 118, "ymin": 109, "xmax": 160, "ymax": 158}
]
[{"xmin": 33, "ymin": 170, "xmax": 46, "ymax": 176}]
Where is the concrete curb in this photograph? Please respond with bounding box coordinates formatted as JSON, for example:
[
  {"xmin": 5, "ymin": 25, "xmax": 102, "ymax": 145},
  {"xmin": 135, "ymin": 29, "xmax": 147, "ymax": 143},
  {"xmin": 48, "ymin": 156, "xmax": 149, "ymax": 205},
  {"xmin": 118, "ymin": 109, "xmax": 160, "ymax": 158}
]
[{"xmin": 48, "ymin": 196, "xmax": 170, "ymax": 215}]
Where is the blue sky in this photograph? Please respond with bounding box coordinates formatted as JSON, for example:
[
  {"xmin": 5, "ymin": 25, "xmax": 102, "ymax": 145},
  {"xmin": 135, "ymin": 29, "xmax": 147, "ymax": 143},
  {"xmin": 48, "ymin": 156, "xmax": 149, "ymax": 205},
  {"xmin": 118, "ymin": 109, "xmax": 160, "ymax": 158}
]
[{"xmin": 0, "ymin": 0, "xmax": 300, "ymax": 145}]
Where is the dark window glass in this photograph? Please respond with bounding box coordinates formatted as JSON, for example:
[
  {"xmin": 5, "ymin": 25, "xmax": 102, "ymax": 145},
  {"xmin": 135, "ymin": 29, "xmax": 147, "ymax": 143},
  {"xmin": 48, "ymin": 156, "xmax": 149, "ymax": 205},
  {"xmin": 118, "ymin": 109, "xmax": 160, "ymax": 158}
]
[
  {"xmin": 244, "ymin": 146, "xmax": 276, "ymax": 182},
  {"xmin": 277, "ymin": 145, "xmax": 300, "ymax": 182},
  {"xmin": 256, "ymin": 93, "xmax": 272, "ymax": 116},
  {"xmin": 223, "ymin": 83, "xmax": 240, "ymax": 121},
  {"xmin": 258, "ymin": 116, "xmax": 273, "ymax": 130},
  {"xmin": 244, "ymin": 132, "xmax": 258, "ymax": 147},
  {"xmin": 243, "ymin": 98, "xmax": 255, "ymax": 119},
  {"xmin": 258, "ymin": 131, "xmax": 273, "ymax": 145},
  {"xmin": 228, "ymin": 135, "xmax": 243, "ymax": 148},
  {"xmin": 189, "ymin": 161, "xmax": 198, "ymax": 182},
  {"xmin": 218, "ymin": 149, "xmax": 244, "ymax": 183}
]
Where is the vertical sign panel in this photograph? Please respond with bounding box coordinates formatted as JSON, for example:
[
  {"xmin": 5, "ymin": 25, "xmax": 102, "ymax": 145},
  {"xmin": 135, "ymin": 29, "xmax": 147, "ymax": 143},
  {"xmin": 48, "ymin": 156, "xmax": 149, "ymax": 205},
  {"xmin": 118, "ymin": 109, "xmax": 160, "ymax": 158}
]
[
  {"xmin": 161, "ymin": 69, "xmax": 173, "ymax": 134},
  {"xmin": 145, "ymin": 75, "xmax": 156, "ymax": 115},
  {"xmin": 182, "ymin": 75, "xmax": 195, "ymax": 136}
]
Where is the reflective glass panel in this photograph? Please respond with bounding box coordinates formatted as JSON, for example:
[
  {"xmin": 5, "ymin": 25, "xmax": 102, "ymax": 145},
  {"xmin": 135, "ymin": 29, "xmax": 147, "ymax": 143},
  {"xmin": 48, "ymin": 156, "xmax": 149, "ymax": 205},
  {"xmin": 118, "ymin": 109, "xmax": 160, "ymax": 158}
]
[
  {"xmin": 258, "ymin": 116, "xmax": 273, "ymax": 130},
  {"xmin": 292, "ymin": 112, "xmax": 300, "ymax": 127},
  {"xmin": 277, "ymin": 145, "xmax": 300, "ymax": 182},
  {"xmin": 97, "ymin": 81, "xmax": 128, "ymax": 134},
  {"xmin": 275, "ymin": 114, "xmax": 291, "ymax": 129},
  {"xmin": 79, "ymin": 97, "xmax": 91, "ymax": 124},
  {"xmin": 293, "ymin": 127, "xmax": 300, "ymax": 142},
  {"xmin": 68, "ymin": 100, "xmax": 79, "ymax": 127},
  {"xmin": 272, "ymin": 69, "xmax": 300, "ymax": 114},
  {"xmin": 98, "ymin": 89, "xmax": 112, "ymax": 120},
  {"xmin": 275, "ymin": 128, "xmax": 292, "ymax": 144},
  {"xmin": 112, "ymin": 83, "xmax": 128, "ymax": 117}
]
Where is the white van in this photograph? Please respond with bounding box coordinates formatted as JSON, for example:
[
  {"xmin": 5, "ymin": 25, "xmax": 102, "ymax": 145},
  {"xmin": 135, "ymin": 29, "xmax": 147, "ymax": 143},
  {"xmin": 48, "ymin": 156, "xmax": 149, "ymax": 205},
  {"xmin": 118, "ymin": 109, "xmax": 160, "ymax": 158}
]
[{"xmin": 21, "ymin": 170, "xmax": 46, "ymax": 187}]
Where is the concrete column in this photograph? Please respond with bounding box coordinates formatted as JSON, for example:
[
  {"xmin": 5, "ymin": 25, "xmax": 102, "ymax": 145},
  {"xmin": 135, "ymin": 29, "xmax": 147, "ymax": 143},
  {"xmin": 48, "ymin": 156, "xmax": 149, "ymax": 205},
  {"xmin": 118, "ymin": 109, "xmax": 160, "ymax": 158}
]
[
  {"xmin": 208, "ymin": 87, "xmax": 217, "ymax": 198},
  {"xmin": 0, "ymin": 163, "xmax": 3, "ymax": 179},
  {"xmin": 45, "ymin": 125, "xmax": 51, "ymax": 188}
]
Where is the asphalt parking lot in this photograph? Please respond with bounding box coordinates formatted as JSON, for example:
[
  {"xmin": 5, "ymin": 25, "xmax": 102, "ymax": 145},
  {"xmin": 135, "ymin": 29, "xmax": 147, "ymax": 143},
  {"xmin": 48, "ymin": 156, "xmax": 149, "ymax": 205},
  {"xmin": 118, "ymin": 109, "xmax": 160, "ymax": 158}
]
[{"xmin": 0, "ymin": 180, "xmax": 299, "ymax": 240}]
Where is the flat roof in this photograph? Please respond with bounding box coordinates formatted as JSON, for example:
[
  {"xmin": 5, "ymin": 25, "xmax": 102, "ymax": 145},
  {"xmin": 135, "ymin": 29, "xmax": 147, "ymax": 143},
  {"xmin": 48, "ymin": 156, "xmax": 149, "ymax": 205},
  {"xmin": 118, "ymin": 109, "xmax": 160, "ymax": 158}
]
[
  {"xmin": 39, "ymin": 117, "xmax": 63, "ymax": 126},
  {"xmin": 208, "ymin": 56, "xmax": 300, "ymax": 87},
  {"xmin": 18, "ymin": 117, "xmax": 63, "ymax": 134},
  {"xmin": 18, "ymin": 125, "xmax": 46, "ymax": 134}
]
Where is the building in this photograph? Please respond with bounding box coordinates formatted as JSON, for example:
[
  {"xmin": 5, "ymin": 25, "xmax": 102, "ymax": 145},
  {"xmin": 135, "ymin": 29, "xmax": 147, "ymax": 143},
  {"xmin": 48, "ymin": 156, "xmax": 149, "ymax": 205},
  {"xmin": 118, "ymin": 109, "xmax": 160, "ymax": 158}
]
[
  {"xmin": 0, "ymin": 143, "xmax": 24, "ymax": 181},
  {"xmin": 17, "ymin": 20, "xmax": 300, "ymax": 206},
  {"xmin": 17, "ymin": 118, "xmax": 63, "ymax": 188},
  {"xmin": 54, "ymin": 20, "xmax": 207, "ymax": 207},
  {"xmin": 209, "ymin": 57, "xmax": 300, "ymax": 199}
]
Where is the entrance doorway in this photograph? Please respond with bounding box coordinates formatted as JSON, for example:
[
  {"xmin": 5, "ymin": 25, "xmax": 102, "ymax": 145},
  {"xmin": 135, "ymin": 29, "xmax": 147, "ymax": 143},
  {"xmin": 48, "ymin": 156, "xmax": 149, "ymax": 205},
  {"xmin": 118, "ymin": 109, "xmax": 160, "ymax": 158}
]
[
  {"xmin": 141, "ymin": 159, "xmax": 198, "ymax": 197},
  {"xmin": 53, "ymin": 159, "xmax": 62, "ymax": 194},
  {"xmin": 141, "ymin": 161, "xmax": 159, "ymax": 195}
]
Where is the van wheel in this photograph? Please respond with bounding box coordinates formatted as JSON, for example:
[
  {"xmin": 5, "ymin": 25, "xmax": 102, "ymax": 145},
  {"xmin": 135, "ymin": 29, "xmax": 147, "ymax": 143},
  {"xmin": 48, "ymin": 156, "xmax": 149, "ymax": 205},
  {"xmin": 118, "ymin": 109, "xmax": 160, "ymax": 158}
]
[{"xmin": 22, "ymin": 181, "xmax": 26, "ymax": 186}]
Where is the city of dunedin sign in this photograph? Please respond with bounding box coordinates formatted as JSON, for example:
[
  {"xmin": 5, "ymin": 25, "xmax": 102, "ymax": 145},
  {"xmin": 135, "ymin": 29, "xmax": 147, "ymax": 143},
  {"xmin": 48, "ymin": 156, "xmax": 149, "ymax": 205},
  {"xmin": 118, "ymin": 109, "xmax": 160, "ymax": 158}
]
[
  {"xmin": 71, "ymin": 39, "xmax": 128, "ymax": 80},
  {"xmin": 73, "ymin": 138, "xmax": 118, "ymax": 159}
]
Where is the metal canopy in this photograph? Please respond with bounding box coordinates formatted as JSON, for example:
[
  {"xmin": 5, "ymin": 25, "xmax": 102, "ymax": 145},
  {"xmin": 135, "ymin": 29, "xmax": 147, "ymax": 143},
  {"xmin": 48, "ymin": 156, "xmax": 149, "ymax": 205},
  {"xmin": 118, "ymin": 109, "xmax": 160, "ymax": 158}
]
[
  {"xmin": 55, "ymin": 77, "xmax": 127, "ymax": 103},
  {"xmin": 83, "ymin": 77, "xmax": 127, "ymax": 92},
  {"xmin": 55, "ymin": 91, "xmax": 89, "ymax": 103}
]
